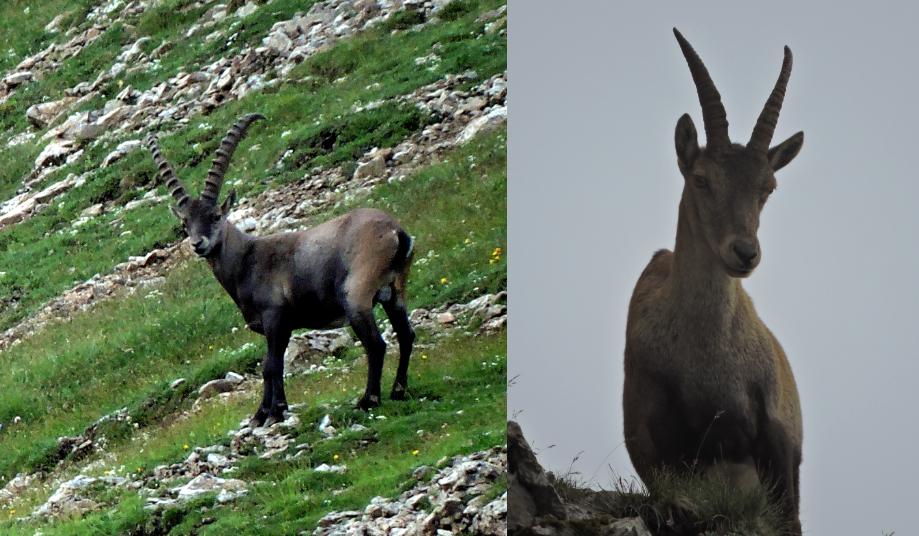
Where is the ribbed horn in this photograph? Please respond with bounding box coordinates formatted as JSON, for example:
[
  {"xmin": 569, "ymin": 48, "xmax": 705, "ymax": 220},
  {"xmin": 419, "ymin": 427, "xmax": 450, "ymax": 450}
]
[
  {"xmin": 673, "ymin": 28, "xmax": 730, "ymax": 148},
  {"xmin": 146, "ymin": 134, "xmax": 189, "ymax": 209},
  {"xmin": 200, "ymin": 113, "xmax": 266, "ymax": 205},
  {"xmin": 748, "ymin": 46, "xmax": 793, "ymax": 153}
]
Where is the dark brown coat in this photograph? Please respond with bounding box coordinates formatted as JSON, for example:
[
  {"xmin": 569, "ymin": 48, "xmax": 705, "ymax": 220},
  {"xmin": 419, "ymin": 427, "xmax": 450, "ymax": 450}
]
[{"xmin": 148, "ymin": 115, "xmax": 416, "ymax": 425}]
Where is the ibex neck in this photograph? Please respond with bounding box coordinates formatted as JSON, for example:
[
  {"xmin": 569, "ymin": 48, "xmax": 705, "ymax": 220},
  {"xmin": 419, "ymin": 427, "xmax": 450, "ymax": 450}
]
[
  {"xmin": 669, "ymin": 197, "xmax": 742, "ymax": 321},
  {"xmin": 207, "ymin": 223, "xmax": 251, "ymax": 297}
]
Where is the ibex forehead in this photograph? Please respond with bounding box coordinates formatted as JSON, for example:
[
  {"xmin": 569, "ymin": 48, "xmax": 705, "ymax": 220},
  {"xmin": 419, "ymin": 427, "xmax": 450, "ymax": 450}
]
[
  {"xmin": 696, "ymin": 146, "xmax": 772, "ymax": 180},
  {"xmin": 185, "ymin": 198, "xmax": 219, "ymax": 216}
]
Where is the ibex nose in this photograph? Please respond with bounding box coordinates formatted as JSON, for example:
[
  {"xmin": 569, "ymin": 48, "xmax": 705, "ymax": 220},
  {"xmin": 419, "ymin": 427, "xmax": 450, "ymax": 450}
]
[
  {"xmin": 192, "ymin": 237, "xmax": 209, "ymax": 254},
  {"xmin": 731, "ymin": 240, "xmax": 759, "ymax": 266}
]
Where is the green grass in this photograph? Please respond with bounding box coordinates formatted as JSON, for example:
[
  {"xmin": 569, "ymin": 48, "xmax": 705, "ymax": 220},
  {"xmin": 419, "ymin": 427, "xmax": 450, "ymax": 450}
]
[
  {"xmin": 0, "ymin": 0, "xmax": 506, "ymax": 332},
  {"xmin": 1, "ymin": 329, "xmax": 506, "ymax": 535}
]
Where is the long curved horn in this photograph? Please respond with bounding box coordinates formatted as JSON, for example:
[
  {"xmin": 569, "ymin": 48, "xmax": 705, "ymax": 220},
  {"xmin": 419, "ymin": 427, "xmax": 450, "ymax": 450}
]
[
  {"xmin": 748, "ymin": 46, "xmax": 793, "ymax": 153},
  {"xmin": 673, "ymin": 28, "xmax": 730, "ymax": 148},
  {"xmin": 146, "ymin": 134, "xmax": 189, "ymax": 210},
  {"xmin": 200, "ymin": 113, "xmax": 266, "ymax": 205}
]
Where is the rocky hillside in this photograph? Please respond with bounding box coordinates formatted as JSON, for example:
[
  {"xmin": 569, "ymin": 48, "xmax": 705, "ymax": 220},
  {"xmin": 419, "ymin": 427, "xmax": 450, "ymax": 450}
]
[{"xmin": 0, "ymin": 0, "xmax": 506, "ymax": 533}]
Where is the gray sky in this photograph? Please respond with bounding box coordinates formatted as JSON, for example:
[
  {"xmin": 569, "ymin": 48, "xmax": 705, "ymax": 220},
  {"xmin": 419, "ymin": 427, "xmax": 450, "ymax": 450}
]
[{"xmin": 509, "ymin": 2, "xmax": 919, "ymax": 534}]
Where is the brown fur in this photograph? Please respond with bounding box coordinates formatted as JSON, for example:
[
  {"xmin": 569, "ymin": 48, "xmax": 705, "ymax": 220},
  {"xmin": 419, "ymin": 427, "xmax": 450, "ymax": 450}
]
[{"xmin": 623, "ymin": 30, "xmax": 805, "ymax": 533}]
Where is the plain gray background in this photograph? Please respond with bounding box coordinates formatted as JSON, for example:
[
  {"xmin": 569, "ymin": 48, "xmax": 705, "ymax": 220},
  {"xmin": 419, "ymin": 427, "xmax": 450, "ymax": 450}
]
[{"xmin": 508, "ymin": 2, "xmax": 919, "ymax": 534}]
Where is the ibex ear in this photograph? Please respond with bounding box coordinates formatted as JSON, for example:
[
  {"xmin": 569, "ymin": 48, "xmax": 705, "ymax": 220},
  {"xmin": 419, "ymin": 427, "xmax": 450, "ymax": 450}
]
[
  {"xmin": 768, "ymin": 131, "xmax": 804, "ymax": 171},
  {"xmin": 675, "ymin": 113, "xmax": 700, "ymax": 174},
  {"xmin": 220, "ymin": 190, "xmax": 237, "ymax": 214}
]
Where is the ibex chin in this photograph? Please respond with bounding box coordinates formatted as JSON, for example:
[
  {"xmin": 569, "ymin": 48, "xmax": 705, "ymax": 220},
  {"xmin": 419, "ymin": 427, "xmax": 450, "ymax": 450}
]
[
  {"xmin": 623, "ymin": 29, "xmax": 804, "ymax": 532},
  {"xmin": 146, "ymin": 114, "xmax": 416, "ymax": 426}
]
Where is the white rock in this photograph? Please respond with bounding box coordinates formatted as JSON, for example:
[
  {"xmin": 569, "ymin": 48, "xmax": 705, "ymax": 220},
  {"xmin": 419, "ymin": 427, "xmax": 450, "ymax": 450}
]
[
  {"xmin": 80, "ymin": 204, "xmax": 103, "ymax": 218},
  {"xmin": 318, "ymin": 414, "xmax": 332, "ymax": 432},
  {"xmin": 353, "ymin": 154, "xmax": 386, "ymax": 180},
  {"xmin": 314, "ymin": 463, "xmax": 347, "ymax": 474},
  {"xmin": 264, "ymin": 31, "xmax": 293, "ymax": 53},
  {"xmin": 26, "ymin": 97, "xmax": 77, "ymax": 128},
  {"xmin": 455, "ymin": 105, "xmax": 507, "ymax": 144},
  {"xmin": 172, "ymin": 474, "xmax": 246, "ymax": 501},
  {"xmin": 198, "ymin": 378, "xmax": 239, "ymax": 399},
  {"xmin": 224, "ymin": 371, "xmax": 245, "ymax": 384},
  {"xmin": 35, "ymin": 139, "xmax": 78, "ymax": 169},
  {"xmin": 3, "ymin": 71, "xmax": 32, "ymax": 87},
  {"xmin": 101, "ymin": 139, "xmax": 141, "ymax": 167},
  {"xmin": 235, "ymin": 2, "xmax": 258, "ymax": 17}
]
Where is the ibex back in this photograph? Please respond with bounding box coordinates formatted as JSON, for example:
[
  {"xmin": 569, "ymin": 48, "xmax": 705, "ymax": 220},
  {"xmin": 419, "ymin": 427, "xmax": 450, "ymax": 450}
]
[
  {"xmin": 623, "ymin": 29, "xmax": 804, "ymax": 533},
  {"xmin": 147, "ymin": 114, "xmax": 416, "ymax": 426}
]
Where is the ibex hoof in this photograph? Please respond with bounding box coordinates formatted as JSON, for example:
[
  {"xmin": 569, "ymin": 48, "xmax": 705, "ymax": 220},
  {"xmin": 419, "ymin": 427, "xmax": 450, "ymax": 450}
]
[
  {"xmin": 390, "ymin": 385, "xmax": 407, "ymax": 401},
  {"xmin": 248, "ymin": 408, "xmax": 269, "ymax": 428},
  {"xmin": 263, "ymin": 415, "xmax": 280, "ymax": 428},
  {"xmin": 356, "ymin": 393, "xmax": 381, "ymax": 411}
]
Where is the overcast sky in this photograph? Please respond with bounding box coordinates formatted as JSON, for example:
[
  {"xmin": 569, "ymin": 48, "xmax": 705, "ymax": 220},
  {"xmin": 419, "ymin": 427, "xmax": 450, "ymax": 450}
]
[{"xmin": 509, "ymin": 2, "xmax": 919, "ymax": 534}]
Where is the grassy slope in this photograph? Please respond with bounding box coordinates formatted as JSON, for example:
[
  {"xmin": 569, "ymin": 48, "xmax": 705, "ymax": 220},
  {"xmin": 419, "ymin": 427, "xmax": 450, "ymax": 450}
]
[
  {"xmin": 0, "ymin": 0, "xmax": 506, "ymax": 533},
  {"xmin": 0, "ymin": 0, "xmax": 506, "ymax": 330}
]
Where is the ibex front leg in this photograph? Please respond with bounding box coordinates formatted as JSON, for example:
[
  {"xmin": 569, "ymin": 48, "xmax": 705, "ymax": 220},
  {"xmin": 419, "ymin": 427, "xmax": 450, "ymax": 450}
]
[
  {"xmin": 757, "ymin": 418, "xmax": 801, "ymax": 535},
  {"xmin": 251, "ymin": 311, "xmax": 291, "ymax": 427}
]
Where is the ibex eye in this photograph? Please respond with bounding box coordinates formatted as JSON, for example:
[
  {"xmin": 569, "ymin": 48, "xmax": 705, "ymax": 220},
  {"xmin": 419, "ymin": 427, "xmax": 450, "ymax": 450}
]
[
  {"xmin": 693, "ymin": 175, "xmax": 709, "ymax": 189},
  {"xmin": 760, "ymin": 187, "xmax": 775, "ymax": 203}
]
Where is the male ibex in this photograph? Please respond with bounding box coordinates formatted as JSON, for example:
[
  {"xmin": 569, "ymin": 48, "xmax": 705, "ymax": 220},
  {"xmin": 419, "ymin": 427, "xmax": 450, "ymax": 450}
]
[
  {"xmin": 623, "ymin": 29, "xmax": 804, "ymax": 532},
  {"xmin": 146, "ymin": 114, "xmax": 416, "ymax": 426}
]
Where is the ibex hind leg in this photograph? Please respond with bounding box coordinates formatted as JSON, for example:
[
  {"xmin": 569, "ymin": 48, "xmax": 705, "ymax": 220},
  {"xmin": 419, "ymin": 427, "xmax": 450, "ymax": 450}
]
[
  {"xmin": 348, "ymin": 306, "xmax": 386, "ymax": 410},
  {"xmin": 380, "ymin": 284, "xmax": 414, "ymax": 401}
]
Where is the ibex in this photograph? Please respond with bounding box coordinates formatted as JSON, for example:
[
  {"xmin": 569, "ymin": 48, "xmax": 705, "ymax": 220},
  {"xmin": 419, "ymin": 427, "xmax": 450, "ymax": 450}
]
[
  {"xmin": 146, "ymin": 114, "xmax": 416, "ymax": 426},
  {"xmin": 623, "ymin": 29, "xmax": 804, "ymax": 533}
]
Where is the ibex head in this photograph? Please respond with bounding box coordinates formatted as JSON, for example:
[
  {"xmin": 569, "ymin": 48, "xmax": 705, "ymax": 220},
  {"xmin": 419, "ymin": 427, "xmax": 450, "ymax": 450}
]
[
  {"xmin": 146, "ymin": 114, "xmax": 265, "ymax": 257},
  {"xmin": 673, "ymin": 29, "xmax": 803, "ymax": 277}
]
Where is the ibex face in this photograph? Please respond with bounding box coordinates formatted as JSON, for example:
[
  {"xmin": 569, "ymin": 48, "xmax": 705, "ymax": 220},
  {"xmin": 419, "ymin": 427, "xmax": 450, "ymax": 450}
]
[
  {"xmin": 673, "ymin": 29, "xmax": 804, "ymax": 277},
  {"xmin": 146, "ymin": 113, "xmax": 265, "ymax": 257},
  {"xmin": 174, "ymin": 195, "xmax": 236, "ymax": 257}
]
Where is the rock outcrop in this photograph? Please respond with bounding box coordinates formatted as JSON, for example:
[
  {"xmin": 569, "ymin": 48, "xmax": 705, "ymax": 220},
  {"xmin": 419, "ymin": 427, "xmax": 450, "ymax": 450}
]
[{"xmin": 508, "ymin": 421, "xmax": 651, "ymax": 536}]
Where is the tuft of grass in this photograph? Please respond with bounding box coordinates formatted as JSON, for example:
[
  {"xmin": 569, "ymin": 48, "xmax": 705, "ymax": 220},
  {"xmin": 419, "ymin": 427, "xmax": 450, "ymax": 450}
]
[
  {"xmin": 549, "ymin": 468, "xmax": 790, "ymax": 536},
  {"xmin": 439, "ymin": 0, "xmax": 480, "ymax": 21}
]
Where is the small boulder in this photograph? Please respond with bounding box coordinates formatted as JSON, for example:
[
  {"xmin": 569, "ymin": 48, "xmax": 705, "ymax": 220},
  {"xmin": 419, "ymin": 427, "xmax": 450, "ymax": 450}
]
[
  {"xmin": 456, "ymin": 105, "xmax": 507, "ymax": 145},
  {"xmin": 198, "ymin": 378, "xmax": 239, "ymax": 399},
  {"xmin": 26, "ymin": 97, "xmax": 77, "ymax": 128},
  {"xmin": 353, "ymin": 154, "xmax": 386, "ymax": 180}
]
